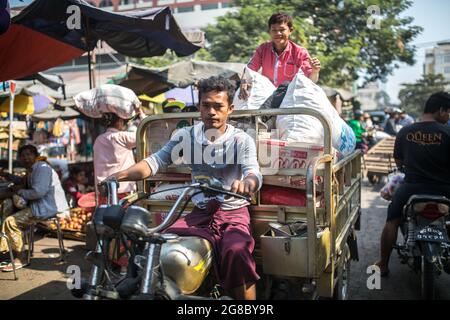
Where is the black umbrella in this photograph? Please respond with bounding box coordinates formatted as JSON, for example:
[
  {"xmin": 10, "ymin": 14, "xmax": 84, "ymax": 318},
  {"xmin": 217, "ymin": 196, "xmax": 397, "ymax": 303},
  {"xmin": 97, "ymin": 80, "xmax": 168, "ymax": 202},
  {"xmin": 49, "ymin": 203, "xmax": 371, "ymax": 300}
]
[{"xmin": 0, "ymin": 0, "xmax": 201, "ymax": 82}]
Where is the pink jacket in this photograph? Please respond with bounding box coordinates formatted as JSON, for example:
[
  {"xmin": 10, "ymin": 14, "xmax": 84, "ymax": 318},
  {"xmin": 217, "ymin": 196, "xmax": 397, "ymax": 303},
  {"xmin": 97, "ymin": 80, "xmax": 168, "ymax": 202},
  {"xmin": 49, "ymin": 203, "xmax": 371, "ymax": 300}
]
[{"xmin": 247, "ymin": 40, "xmax": 312, "ymax": 87}]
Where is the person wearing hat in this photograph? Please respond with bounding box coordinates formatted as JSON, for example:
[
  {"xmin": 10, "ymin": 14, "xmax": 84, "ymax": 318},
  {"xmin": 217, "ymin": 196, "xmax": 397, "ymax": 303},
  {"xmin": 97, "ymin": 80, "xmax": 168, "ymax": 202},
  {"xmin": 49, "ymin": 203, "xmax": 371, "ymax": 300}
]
[
  {"xmin": 162, "ymin": 98, "xmax": 186, "ymax": 113},
  {"xmin": 375, "ymin": 92, "xmax": 450, "ymax": 277},
  {"xmin": 348, "ymin": 110, "xmax": 368, "ymax": 151}
]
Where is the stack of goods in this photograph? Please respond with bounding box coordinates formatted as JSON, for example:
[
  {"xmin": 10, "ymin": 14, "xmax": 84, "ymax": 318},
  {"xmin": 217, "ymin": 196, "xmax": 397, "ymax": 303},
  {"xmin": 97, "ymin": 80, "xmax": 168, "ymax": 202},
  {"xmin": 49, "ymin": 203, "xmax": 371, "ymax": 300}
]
[
  {"xmin": 258, "ymin": 134, "xmax": 324, "ymax": 173},
  {"xmin": 0, "ymin": 122, "xmax": 29, "ymax": 159},
  {"xmin": 48, "ymin": 208, "xmax": 93, "ymax": 239}
]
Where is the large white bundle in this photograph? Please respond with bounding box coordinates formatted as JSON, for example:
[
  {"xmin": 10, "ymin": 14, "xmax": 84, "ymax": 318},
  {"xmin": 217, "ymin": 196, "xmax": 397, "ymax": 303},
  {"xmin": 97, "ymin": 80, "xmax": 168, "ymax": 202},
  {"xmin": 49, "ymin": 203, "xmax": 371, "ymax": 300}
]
[
  {"xmin": 233, "ymin": 67, "xmax": 276, "ymax": 110},
  {"xmin": 276, "ymin": 73, "xmax": 356, "ymax": 156},
  {"xmin": 74, "ymin": 84, "xmax": 141, "ymax": 119}
]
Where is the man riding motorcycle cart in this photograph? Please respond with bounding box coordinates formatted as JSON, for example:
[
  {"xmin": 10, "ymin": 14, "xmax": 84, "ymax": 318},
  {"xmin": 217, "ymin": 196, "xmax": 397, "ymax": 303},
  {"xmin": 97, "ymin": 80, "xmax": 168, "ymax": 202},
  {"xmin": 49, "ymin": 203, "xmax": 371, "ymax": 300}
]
[
  {"xmin": 104, "ymin": 76, "xmax": 262, "ymax": 300},
  {"xmin": 375, "ymin": 92, "xmax": 450, "ymax": 276}
]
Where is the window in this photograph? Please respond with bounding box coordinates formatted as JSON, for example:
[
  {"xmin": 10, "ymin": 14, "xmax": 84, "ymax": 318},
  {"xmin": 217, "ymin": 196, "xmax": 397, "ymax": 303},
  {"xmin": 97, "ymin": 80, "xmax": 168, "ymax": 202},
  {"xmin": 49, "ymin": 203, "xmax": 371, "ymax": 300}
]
[
  {"xmin": 444, "ymin": 67, "xmax": 450, "ymax": 74},
  {"xmin": 445, "ymin": 55, "xmax": 450, "ymax": 63},
  {"xmin": 100, "ymin": 0, "xmax": 113, "ymax": 7},
  {"xmin": 201, "ymin": 3, "xmax": 218, "ymax": 10},
  {"xmin": 177, "ymin": 6, "xmax": 194, "ymax": 13},
  {"xmin": 221, "ymin": 2, "xmax": 233, "ymax": 8},
  {"xmin": 158, "ymin": 0, "xmax": 175, "ymax": 5}
]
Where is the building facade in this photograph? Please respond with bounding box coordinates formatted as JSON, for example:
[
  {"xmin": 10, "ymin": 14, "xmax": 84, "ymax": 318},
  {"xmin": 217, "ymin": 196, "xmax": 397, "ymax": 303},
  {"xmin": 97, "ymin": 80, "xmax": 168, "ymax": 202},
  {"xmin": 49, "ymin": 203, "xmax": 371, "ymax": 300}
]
[
  {"xmin": 356, "ymin": 82, "xmax": 381, "ymax": 111},
  {"xmin": 85, "ymin": 0, "xmax": 235, "ymax": 30},
  {"xmin": 424, "ymin": 41, "xmax": 450, "ymax": 83}
]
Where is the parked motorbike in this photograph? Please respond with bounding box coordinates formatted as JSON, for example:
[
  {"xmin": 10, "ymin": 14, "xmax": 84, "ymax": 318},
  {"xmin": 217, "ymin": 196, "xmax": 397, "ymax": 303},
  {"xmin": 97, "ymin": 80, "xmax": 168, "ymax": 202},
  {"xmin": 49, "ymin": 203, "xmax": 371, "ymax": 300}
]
[
  {"xmin": 72, "ymin": 178, "xmax": 250, "ymax": 300},
  {"xmin": 395, "ymin": 194, "xmax": 450, "ymax": 299}
]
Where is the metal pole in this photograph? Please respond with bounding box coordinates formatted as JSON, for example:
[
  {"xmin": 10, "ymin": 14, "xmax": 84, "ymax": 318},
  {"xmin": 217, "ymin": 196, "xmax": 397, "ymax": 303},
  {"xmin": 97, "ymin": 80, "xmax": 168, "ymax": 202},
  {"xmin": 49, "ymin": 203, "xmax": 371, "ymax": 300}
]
[
  {"xmin": 8, "ymin": 90, "xmax": 15, "ymax": 173},
  {"xmin": 190, "ymin": 85, "xmax": 195, "ymax": 106},
  {"xmin": 88, "ymin": 50, "xmax": 93, "ymax": 90}
]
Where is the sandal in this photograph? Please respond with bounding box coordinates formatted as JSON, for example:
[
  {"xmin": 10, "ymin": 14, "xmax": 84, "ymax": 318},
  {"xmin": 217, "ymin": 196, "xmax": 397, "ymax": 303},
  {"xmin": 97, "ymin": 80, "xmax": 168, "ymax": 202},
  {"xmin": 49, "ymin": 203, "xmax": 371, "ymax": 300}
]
[
  {"xmin": 2, "ymin": 261, "xmax": 29, "ymax": 272},
  {"xmin": 0, "ymin": 260, "xmax": 11, "ymax": 269}
]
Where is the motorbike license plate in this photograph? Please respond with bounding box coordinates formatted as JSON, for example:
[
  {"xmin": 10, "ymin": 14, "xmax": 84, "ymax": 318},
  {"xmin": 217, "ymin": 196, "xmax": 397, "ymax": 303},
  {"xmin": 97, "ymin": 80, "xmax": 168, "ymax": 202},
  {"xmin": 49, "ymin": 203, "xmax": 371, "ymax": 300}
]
[{"xmin": 415, "ymin": 226, "xmax": 449, "ymax": 243}]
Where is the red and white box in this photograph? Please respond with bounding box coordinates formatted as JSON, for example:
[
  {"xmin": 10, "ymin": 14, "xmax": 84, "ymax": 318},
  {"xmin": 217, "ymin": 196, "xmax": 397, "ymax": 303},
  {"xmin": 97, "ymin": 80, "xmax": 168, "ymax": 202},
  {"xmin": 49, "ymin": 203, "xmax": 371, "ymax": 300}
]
[
  {"xmin": 258, "ymin": 138, "xmax": 324, "ymax": 171},
  {"xmin": 262, "ymin": 175, "xmax": 324, "ymax": 190}
]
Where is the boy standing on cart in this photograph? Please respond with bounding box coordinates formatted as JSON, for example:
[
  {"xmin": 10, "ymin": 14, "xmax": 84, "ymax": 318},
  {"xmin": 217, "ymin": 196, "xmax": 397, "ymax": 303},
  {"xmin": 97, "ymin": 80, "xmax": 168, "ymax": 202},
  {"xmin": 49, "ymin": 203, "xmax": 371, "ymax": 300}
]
[{"xmin": 104, "ymin": 76, "xmax": 262, "ymax": 300}]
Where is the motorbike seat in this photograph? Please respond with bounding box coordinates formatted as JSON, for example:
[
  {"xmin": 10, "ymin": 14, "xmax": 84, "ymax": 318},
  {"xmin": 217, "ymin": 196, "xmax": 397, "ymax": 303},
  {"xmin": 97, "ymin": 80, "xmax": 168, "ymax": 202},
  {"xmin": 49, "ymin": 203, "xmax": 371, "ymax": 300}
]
[{"xmin": 406, "ymin": 195, "xmax": 450, "ymax": 206}]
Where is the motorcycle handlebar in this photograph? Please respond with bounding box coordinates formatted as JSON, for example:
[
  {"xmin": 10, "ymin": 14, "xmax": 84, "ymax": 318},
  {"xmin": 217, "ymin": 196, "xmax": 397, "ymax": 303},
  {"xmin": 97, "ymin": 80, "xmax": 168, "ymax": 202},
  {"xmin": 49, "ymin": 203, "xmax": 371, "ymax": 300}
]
[
  {"xmin": 135, "ymin": 182, "xmax": 252, "ymax": 236},
  {"xmin": 98, "ymin": 179, "xmax": 119, "ymax": 205}
]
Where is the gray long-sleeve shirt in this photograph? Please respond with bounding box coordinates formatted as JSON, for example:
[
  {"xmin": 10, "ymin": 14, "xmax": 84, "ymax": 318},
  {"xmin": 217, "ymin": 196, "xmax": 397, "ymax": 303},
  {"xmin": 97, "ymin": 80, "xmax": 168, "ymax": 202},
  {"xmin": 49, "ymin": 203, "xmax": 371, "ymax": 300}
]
[
  {"xmin": 144, "ymin": 122, "xmax": 262, "ymax": 211},
  {"xmin": 18, "ymin": 161, "xmax": 69, "ymax": 219}
]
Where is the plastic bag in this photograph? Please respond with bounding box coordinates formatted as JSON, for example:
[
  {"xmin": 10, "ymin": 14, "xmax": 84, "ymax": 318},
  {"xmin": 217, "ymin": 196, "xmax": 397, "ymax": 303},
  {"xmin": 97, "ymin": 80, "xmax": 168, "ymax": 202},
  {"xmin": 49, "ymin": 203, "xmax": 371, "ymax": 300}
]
[
  {"xmin": 276, "ymin": 72, "xmax": 356, "ymax": 156},
  {"xmin": 13, "ymin": 194, "xmax": 27, "ymax": 209},
  {"xmin": 74, "ymin": 84, "xmax": 141, "ymax": 119},
  {"xmin": 233, "ymin": 67, "xmax": 276, "ymax": 110},
  {"xmin": 260, "ymin": 185, "xmax": 324, "ymax": 207},
  {"xmin": 380, "ymin": 172, "xmax": 405, "ymax": 201}
]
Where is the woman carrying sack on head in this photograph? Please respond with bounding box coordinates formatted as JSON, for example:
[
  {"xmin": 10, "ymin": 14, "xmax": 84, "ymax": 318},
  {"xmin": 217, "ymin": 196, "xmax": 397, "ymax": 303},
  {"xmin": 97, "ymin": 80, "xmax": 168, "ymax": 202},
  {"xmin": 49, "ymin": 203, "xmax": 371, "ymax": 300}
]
[{"xmin": 92, "ymin": 110, "xmax": 145, "ymax": 272}]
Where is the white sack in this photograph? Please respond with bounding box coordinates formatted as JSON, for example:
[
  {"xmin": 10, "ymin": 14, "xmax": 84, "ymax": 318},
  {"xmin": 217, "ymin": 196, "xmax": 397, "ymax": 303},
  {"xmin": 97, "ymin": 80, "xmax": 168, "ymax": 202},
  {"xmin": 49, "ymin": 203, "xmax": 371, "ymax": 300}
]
[
  {"xmin": 74, "ymin": 84, "xmax": 141, "ymax": 119},
  {"xmin": 276, "ymin": 73, "xmax": 356, "ymax": 156},
  {"xmin": 233, "ymin": 67, "xmax": 276, "ymax": 110}
]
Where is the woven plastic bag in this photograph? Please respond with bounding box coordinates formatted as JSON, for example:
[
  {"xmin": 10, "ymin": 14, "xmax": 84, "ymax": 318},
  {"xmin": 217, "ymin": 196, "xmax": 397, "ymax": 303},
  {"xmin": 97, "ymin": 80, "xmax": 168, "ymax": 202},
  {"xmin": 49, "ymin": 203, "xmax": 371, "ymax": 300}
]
[
  {"xmin": 233, "ymin": 67, "xmax": 276, "ymax": 110},
  {"xmin": 276, "ymin": 72, "xmax": 356, "ymax": 156},
  {"xmin": 74, "ymin": 84, "xmax": 141, "ymax": 119},
  {"xmin": 380, "ymin": 172, "xmax": 405, "ymax": 201}
]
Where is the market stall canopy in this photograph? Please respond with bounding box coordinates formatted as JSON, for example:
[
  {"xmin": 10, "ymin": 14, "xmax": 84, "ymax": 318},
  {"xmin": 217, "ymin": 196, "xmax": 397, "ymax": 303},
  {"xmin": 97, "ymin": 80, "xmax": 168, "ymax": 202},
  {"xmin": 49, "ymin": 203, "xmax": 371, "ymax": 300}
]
[
  {"xmin": 118, "ymin": 60, "xmax": 246, "ymax": 97},
  {"xmin": 19, "ymin": 72, "xmax": 66, "ymax": 93},
  {"xmin": 0, "ymin": 94, "xmax": 53, "ymax": 115},
  {"xmin": 1, "ymin": 81, "xmax": 64, "ymax": 100},
  {"xmin": 0, "ymin": 0, "xmax": 201, "ymax": 82},
  {"xmin": 31, "ymin": 104, "xmax": 80, "ymax": 120}
]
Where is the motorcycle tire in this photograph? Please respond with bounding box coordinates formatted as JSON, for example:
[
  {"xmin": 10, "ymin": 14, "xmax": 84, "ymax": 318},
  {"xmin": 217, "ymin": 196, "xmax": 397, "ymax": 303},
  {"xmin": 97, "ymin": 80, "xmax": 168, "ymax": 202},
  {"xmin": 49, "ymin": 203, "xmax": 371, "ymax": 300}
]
[{"xmin": 421, "ymin": 256, "xmax": 436, "ymax": 300}]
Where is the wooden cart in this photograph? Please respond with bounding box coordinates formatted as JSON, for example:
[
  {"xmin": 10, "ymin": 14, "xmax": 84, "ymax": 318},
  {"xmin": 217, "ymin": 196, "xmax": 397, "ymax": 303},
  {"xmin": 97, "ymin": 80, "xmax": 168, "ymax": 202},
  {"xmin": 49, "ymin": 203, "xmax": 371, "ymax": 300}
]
[{"xmin": 363, "ymin": 136, "xmax": 397, "ymax": 185}]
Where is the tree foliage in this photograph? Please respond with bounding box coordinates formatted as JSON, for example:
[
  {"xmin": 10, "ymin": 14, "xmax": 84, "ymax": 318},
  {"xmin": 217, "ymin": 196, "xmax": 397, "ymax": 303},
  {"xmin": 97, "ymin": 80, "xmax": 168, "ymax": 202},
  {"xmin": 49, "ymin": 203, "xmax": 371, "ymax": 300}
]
[
  {"xmin": 203, "ymin": 0, "xmax": 423, "ymax": 88},
  {"xmin": 131, "ymin": 48, "xmax": 214, "ymax": 68},
  {"xmin": 398, "ymin": 74, "xmax": 450, "ymax": 117}
]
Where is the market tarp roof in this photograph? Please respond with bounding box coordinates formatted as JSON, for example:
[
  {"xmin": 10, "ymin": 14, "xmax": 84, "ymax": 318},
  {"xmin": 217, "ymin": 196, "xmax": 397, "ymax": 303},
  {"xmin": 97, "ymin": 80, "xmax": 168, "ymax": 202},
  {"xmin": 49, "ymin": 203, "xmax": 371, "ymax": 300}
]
[
  {"xmin": 1, "ymin": 73, "xmax": 65, "ymax": 99},
  {"xmin": 118, "ymin": 60, "xmax": 246, "ymax": 97},
  {"xmin": 0, "ymin": 0, "xmax": 201, "ymax": 82},
  {"xmin": 19, "ymin": 72, "xmax": 66, "ymax": 92},
  {"xmin": 31, "ymin": 105, "xmax": 80, "ymax": 120}
]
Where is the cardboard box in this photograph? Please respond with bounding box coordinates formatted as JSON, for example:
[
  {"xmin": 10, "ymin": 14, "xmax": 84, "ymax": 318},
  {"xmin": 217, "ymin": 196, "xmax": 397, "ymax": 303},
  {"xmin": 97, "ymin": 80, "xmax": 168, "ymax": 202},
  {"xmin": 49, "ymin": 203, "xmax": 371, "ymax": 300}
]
[
  {"xmin": 258, "ymin": 138, "xmax": 324, "ymax": 170},
  {"xmin": 263, "ymin": 175, "xmax": 324, "ymax": 190}
]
